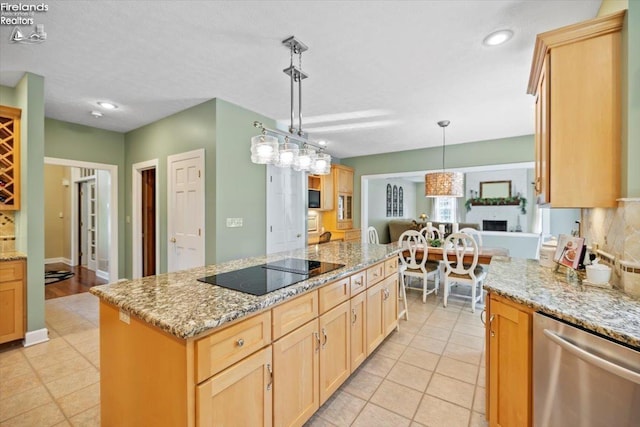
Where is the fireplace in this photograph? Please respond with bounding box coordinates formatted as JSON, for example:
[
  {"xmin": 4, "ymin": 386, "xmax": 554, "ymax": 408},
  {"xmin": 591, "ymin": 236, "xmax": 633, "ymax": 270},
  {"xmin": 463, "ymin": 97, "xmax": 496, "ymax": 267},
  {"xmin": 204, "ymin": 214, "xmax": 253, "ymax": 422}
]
[{"xmin": 483, "ymin": 220, "xmax": 507, "ymax": 232}]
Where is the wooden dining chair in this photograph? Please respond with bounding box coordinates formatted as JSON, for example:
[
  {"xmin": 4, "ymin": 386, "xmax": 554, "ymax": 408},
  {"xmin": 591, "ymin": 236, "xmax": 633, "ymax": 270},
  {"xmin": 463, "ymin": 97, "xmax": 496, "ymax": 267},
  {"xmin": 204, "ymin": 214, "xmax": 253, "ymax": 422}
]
[
  {"xmin": 398, "ymin": 230, "xmax": 439, "ymax": 305},
  {"xmin": 441, "ymin": 232, "xmax": 487, "ymax": 313},
  {"xmin": 367, "ymin": 226, "xmax": 379, "ymax": 244}
]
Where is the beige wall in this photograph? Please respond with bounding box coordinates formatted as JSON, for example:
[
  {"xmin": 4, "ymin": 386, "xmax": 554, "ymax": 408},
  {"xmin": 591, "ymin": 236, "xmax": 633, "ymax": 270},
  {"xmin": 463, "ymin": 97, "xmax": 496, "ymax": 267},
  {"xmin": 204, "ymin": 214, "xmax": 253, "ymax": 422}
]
[{"xmin": 44, "ymin": 165, "xmax": 71, "ymax": 261}]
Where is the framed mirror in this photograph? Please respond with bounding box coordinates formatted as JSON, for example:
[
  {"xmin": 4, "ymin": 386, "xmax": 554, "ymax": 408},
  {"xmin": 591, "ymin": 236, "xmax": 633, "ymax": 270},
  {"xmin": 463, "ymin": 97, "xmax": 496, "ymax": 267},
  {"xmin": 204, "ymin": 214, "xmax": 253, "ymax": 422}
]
[{"xmin": 480, "ymin": 180, "xmax": 511, "ymax": 198}]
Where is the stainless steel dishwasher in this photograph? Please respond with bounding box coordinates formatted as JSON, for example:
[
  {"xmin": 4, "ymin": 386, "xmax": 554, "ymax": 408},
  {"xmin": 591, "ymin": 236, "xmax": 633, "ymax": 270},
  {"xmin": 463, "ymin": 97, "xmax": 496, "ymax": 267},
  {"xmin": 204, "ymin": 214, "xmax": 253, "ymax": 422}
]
[{"xmin": 533, "ymin": 312, "xmax": 640, "ymax": 427}]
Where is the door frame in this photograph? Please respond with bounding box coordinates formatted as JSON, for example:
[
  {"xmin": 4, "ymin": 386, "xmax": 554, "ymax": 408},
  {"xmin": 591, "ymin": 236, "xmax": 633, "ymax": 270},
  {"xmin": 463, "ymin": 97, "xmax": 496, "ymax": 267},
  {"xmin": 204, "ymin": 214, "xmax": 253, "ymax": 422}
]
[
  {"xmin": 167, "ymin": 148, "xmax": 205, "ymax": 272},
  {"xmin": 132, "ymin": 159, "xmax": 160, "ymax": 279},
  {"xmin": 44, "ymin": 157, "xmax": 119, "ymax": 282}
]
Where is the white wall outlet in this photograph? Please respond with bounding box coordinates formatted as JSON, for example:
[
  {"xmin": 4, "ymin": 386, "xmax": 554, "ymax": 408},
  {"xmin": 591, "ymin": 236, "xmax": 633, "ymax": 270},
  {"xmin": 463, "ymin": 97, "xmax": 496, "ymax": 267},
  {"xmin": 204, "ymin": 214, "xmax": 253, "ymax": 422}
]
[
  {"xmin": 119, "ymin": 309, "xmax": 130, "ymax": 324},
  {"xmin": 226, "ymin": 218, "xmax": 243, "ymax": 228}
]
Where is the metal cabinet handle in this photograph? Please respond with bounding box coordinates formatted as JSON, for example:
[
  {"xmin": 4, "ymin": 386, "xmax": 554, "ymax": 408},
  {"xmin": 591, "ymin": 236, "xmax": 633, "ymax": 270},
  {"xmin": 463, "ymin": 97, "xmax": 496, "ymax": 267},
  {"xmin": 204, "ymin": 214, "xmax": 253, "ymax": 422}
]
[
  {"xmin": 322, "ymin": 328, "xmax": 328, "ymax": 349},
  {"xmin": 354, "ymin": 279, "xmax": 363, "ymax": 287},
  {"xmin": 314, "ymin": 331, "xmax": 320, "ymax": 352},
  {"xmin": 236, "ymin": 338, "xmax": 244, "ymax": 347},
  {"xmin": 480, "ymin": 310, "xmax": 486, "ymax": 325},
  {"xmin": 266, "ymin": 363, "xmax": 273, "ymax": 391},
  {"xmin": 170, "ymin": 237, "xmax": 176, "ymax": 243},
  {"xmin": 383, "ymin": 288, "xmax": 390, "ymax": 300},
  {"xmin": 351, "ymin": 308, "xmax": 357, "ymax": 325},
  {"xmin": 543, "ymin": 329, "xmax": 640, "ymax": 385},
  {"xmin": 489, "ymin": 314, "xmax": 495, "ymax": 337}
]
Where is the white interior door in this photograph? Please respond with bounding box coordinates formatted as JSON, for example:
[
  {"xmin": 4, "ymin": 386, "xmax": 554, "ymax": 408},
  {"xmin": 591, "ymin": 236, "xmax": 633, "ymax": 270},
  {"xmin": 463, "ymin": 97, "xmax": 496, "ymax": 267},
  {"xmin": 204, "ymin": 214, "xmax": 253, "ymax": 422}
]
[
  {"xmin": 87, "ymin": 180, "xmax": 97, "ymax": 271},
  {"xmin": 266, "ymin": 165, "xmax": 305, "ymax": 254},
  {"xmin": 79, "ymin": 181, "xmax": 88, "ymax": 267},
  {"xmin": 167, "ymin": 149, "xmax": 205, "ymax": 272}
]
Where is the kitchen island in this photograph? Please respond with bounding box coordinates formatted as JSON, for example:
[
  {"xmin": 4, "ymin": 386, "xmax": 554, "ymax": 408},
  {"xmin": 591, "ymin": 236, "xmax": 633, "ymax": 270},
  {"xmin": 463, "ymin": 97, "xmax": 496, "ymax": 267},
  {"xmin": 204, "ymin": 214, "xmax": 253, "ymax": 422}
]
[
  {"xmin": 482, "ymin": 257, "xmax": 640, "ymax": 427},
  {"xmin": 90, "ymin": 242, "xmax": 401, "ymax": 426}
]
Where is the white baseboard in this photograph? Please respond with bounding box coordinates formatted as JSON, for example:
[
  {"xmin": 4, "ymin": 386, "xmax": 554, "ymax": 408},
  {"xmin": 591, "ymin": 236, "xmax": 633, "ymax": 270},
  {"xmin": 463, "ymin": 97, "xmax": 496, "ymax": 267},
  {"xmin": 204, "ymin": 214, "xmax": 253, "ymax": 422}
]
[
  {"xmin": 96, "ymin": 269, "xmax": 109, "ymax": 281},
  {"xmin": 23, "ymin": 328, "xmax": 50, "ymax": 347},
  {"xmin": 45, "ymin": 257, "xmax": 71, "ymax": 265}
]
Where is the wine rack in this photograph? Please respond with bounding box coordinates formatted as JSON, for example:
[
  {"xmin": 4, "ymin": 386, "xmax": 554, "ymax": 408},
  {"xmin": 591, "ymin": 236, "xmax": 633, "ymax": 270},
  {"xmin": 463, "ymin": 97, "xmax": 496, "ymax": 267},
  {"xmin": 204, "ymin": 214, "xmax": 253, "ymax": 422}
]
[{"xmin": 0, "ymin": 106, "xmax": 21, "ymax": 210}]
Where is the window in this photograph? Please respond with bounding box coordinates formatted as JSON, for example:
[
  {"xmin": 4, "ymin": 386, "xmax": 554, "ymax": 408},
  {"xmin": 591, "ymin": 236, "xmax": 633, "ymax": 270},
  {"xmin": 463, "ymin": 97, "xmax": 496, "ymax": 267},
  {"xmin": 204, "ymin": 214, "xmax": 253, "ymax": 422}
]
[{"xmin": 433, "ymin": 197, "xmax": 457, "ymax": 223}]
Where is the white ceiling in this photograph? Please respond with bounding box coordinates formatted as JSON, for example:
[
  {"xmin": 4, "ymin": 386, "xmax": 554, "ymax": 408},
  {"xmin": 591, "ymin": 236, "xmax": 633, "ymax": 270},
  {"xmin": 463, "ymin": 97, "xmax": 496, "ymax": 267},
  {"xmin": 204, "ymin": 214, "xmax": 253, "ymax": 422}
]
[{"xmin": 0, "ymin": 0, "xmax": 601, "ymax": 159}]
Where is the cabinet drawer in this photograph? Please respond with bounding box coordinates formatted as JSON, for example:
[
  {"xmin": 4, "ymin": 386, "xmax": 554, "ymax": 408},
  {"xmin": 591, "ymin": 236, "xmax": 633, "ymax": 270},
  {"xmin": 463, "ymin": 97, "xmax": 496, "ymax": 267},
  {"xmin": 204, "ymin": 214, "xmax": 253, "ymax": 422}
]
[
  {"xmin": 272, "ymin": 291, "xmax": 318, "ymax": 340},
  {"xmin": 196, "ymin": 311, "xmax": 271, "ymax": 383},
  {"xmin": 336, "ymin": 221, "xmax": 351, "ymax": 230},
  {"xmin": 366, "ymin": 263, "xmax": 385, "ymax": 287},
  {"xmin": 319, "ymin": 278, "xmax": 350, "ymax": 314},
  {"xmin": 384, "ymin": 257, "xmax": 398, "ymax": 277},
  {"xmin": 349, "ymin": 271, "xmax": 366, "ymax": 296},
  {"xmin": 0, "ymin": 260, "xmax": 24, "ymax": 283}
]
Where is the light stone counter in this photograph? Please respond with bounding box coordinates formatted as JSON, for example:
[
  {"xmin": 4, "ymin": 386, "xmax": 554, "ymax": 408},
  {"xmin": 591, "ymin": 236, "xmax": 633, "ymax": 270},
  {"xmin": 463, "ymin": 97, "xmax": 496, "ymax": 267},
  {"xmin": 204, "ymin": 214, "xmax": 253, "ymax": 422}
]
[
  {"xmin": 484, "ymin": 257, "xmax": 640, "ymax": 349},
  {"xmin": 0, "ymin": 251, "xmax": 27, "ymax": 261},
  {"xmin": 90, "ymin": 242, "xmax": 399, "ymax": 340}
]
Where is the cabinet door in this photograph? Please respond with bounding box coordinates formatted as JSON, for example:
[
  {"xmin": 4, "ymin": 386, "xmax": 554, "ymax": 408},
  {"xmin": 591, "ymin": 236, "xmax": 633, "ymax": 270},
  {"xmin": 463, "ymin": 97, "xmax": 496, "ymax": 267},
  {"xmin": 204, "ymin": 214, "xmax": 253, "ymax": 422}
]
[
  {"xmin": 319, "ymin": 301, "xmax": 350, "ymax": 404},
  {"xmin": 197, "ymin": 347, "xmax": 273, "ymax": 427},
  {"xmin": 0, "ymin": 279, "xmax": 24, "ymax": 344},
  {"xmin": 273, "ymin": 319, "xmax": 319, "ymax": 427},
  {"xmin": 321, "ymin": 174, "xmax": 334, "ymax": 211},
  {"xmin": 488, "ymin": 296, "xmax": 532, "ymax": 427},
  {"xmin": 336, "ymin": 167, "xmax": 353, "ymax": 194},
  {"xmin": 350, "ymin": 291, "xmax": 367, "ymax": 372},
  {"xmin": 366, "ymin": 281, "xmax": 385, "ymax": 355},
  {"xmin": 382, "ymin": 275, "xmax": 398, "ymax": 336},
  {"xmin": 534, "ymin": 55, "xmax": 550, "ymax": 204}
]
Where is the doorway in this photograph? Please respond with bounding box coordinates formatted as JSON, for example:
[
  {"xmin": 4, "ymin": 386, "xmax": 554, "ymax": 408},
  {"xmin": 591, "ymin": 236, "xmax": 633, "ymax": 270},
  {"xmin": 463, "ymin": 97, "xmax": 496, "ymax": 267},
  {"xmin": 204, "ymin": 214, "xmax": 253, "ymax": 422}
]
[
  {"xmin": 44, "ymin": 157, "xmax": 119, "ymax": 285},
  {"xmin": 132, "ymin": 159, "xmax": 159, "ymax": 278}
]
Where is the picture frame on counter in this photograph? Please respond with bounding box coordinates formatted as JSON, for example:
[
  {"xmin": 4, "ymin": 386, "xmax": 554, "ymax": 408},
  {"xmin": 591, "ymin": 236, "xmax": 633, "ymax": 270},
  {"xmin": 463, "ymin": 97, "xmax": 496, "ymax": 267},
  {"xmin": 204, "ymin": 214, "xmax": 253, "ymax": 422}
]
[{"xmin": 554, "ymin": 234, "xmax": 585, "ymax": 270}]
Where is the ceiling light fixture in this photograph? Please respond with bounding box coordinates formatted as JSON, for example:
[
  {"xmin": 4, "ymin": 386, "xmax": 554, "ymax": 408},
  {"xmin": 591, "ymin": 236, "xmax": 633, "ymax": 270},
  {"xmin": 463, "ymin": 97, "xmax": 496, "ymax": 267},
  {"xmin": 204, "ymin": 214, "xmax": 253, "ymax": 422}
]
[
  {"xmin": 251, "ymin": 36, "xmax": 331, "ymax": 175},
  {"xmin": 97, "ymin": 101, "xmax": 118, "ymax": 110},
  {"xmin": 425, "ymin": 120, "xmax": 463, "ymax": 198},
  {"xmin": 483, "ymin": 29, "xmax": 513, "ymax": 46},
  {"xmin": 90, "ymin": 110, "xmax": 103, "ymax": 118}
]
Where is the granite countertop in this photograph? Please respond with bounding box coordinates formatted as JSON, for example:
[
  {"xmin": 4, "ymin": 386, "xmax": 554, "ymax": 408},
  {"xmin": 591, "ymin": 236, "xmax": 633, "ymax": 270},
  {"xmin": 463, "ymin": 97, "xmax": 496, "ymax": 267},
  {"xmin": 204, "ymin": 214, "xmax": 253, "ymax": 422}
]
[
  {"xmin": 90, "ymin": 242, "xmax": 399, "ymax": 340},
  {"xmin": 0, "ymin": 251, "xmax": 27, "ymax": 261},
  {"xmin": 484, "ymin": 257, "xmax": 640, "ymax": 349}
]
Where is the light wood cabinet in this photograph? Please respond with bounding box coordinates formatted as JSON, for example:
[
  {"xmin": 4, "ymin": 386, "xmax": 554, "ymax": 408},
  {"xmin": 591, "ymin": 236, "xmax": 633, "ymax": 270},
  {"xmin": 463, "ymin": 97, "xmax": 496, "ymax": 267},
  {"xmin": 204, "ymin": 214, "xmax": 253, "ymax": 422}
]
[
  {"xmin": 308, "ymin": 174, "xmax": 333, "ymax": 211},
  {"xmin": 349, "ymin": 290, "xmax": 367, "ymax": 372},
  {"xmin": 486, "ymin": 294, "xmax": 533, "ymax": 427},
  {"xmin": 98, "ymin": 256, "xmax": 400, "ymax": 426},
  {"xmin": 319, "ymin": 301, "xmax": 350, "ymax": 404},
  {"xmin": 0, "ymin": 259, "xmax": 25, "ymax": 344},
  {"xmin": 329, "ymin": 228, "xmax": 361, "ymax": 243},
  {"xmin": 197, "ymin": 347, "xmax": 273, "ymax": 427},
  {"xmin": 322, "ymin": 164, "xmax": 355, "ymax": 231},
  {"xmin": 273, "ymin": 319, "xmax": 320, "ymax": 427},
  {"xmin": 528, "ymin": 11, "xmax": 624, "ymax": 207},
  {"xmin": 0, "ymin": 106, "xmax": 21, "ymax": 210}
]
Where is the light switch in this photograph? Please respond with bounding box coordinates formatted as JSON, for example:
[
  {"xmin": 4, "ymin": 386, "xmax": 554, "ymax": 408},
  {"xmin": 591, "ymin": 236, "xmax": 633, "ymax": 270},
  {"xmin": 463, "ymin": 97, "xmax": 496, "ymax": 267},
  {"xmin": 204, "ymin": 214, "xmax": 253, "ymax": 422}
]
[{"xmin": 226, "ymin": 218, "xmax": 243, "ymax": 228}]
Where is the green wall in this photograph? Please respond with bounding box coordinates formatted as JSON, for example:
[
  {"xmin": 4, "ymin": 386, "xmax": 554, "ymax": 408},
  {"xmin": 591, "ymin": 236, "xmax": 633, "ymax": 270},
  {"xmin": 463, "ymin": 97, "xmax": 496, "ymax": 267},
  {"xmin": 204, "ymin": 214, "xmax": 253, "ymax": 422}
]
[
  {"xmin": 1, "ymin": 74, "xmax": 47, "ymax": 333},
  {"xmin": 44, "ymin": 118, "xmax": 126, "ymax": 278},
  {"xmin": 124, "ymin": 98, "xmax": 275, "ymax": 275},
  {"xmin": 214, "ymin": 99, "xmax": 275, "ymax": 262},
  {"xmin": 625, "ymin": 1, "xmax": 639, "ymax": 197},
  {"xmin": 342, "ymin": 135, "xmax": 534, "ymax": 227}
]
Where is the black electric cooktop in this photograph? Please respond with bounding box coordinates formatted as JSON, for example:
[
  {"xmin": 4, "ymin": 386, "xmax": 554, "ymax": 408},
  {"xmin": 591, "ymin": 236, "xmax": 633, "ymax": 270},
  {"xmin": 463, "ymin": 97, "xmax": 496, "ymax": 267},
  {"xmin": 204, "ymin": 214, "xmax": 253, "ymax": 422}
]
[{"xmin": 197, "ymin": 258, "xmax": 345, "ymax": 296}]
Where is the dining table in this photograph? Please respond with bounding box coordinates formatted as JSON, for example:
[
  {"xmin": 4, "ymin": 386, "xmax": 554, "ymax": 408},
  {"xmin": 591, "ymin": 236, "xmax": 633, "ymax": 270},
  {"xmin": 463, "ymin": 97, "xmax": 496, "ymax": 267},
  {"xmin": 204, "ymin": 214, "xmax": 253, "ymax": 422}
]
[{"xmin": 400, "ymin": 244, "xmax": 510, "ymax": 277}]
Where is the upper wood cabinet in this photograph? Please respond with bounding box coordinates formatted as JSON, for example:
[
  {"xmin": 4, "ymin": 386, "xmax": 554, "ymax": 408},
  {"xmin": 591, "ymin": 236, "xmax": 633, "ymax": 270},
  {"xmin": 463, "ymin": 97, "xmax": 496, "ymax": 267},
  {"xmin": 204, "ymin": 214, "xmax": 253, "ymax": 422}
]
[
  {"xmin": 308, "ymin": 173, "xmax": 333, "ymax": 211},
  {"xmin": 0, "ymin": 106, "xmax": 21, "ymax": 210},
  {"xmin": 322, "ymin": 165, "xmax": 355, "ymax": 231},
  {"xmin": 527, "ymin": 11, "xmax": 624, "ymax": 207}
]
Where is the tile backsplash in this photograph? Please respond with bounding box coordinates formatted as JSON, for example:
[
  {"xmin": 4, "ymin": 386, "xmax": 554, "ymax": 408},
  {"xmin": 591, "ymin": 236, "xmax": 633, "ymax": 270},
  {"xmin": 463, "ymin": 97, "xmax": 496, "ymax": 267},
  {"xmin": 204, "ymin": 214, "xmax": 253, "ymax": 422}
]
[
  {"xmin": 582, "ymin": 199, "xmax": 640, "ymax": 296},
  {"xmin": 0, "ymin": 211, "xmax": 16, "ymax": 252}
]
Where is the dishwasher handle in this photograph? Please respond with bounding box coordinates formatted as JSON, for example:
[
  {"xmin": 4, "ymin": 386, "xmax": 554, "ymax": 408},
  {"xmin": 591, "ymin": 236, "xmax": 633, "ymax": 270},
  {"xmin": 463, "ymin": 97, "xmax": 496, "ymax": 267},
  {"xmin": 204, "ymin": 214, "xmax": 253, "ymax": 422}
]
[{"xmin": 543, "ymin": 329, "xmax": 640, "ymax": 385}]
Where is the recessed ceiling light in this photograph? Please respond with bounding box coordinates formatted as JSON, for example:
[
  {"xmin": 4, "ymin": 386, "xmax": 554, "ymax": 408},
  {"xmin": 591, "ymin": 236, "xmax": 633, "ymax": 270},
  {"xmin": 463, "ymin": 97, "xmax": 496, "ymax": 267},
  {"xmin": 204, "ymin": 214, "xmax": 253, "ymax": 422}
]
[
  {"xmin": 97, "ymin": 101, "xmax": 118, "ymax": 110},
  {"xmin": 90, "ymin": 111, "xmax": 103, "ymax": 118},
  {"xmin": 483, "ymin": 29, "xmax": 514, "ymax": 46},
  {"xmin": 318, "ymin": 140, "xmax": 327, "ymax": 147}
]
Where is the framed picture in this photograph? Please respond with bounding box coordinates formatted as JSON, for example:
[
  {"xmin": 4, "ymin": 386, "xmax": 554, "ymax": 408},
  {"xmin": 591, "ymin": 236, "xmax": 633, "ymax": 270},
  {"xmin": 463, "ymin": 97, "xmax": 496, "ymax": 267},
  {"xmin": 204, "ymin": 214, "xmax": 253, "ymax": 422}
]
[{"xmin": 554, "ymin": 234, "xmax": 585, "ymax": 269}]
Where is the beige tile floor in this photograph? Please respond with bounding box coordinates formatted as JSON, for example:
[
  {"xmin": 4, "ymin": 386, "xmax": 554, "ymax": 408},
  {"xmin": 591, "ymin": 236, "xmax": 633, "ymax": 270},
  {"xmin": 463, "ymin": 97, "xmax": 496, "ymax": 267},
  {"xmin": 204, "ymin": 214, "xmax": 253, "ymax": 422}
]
[{"xmin": 0, "ymin": 286, "xmax": 488, "ymax": 427}]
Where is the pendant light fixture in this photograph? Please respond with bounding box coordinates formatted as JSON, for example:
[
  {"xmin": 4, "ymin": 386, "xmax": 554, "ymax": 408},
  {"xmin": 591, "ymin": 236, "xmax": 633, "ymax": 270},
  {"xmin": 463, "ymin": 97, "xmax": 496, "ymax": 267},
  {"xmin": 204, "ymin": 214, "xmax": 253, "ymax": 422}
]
[
  {"xmin": 250, "ymin": 36, "xmax": 332, "ymax": 175},
  {"xmin": 425, "ymin": 120, "xmax": 463, "ymax": 197}
]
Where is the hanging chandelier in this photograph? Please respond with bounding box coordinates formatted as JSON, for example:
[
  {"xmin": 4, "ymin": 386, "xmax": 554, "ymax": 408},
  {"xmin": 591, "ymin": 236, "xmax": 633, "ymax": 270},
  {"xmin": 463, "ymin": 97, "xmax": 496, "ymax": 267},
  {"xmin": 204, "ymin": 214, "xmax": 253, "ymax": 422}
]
[
  {"xmin": 425, "ymin": 120, "xmax": 464, "ymax": 197},
  {"xmin": 250, "ymin": 36, "xmax": 331, "ymax": 175}
]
